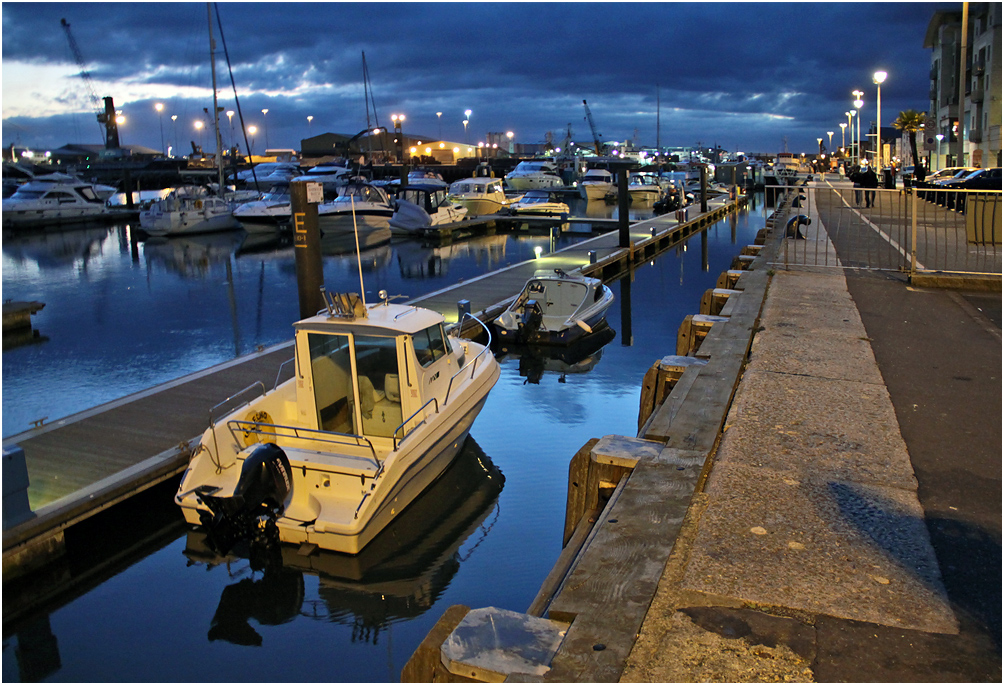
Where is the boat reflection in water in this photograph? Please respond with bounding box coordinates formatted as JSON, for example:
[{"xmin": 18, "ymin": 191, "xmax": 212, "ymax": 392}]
[
  {"xmin": 141, "ymin": 230, "xmax": 246, "ymax": 278},
  {"xmin": 494, "ymin": 324, "xmax": 616, "ymax": 385},
  {"xmin": 183, "ymin": 437, "xmax": 504, "ymax": 646}
]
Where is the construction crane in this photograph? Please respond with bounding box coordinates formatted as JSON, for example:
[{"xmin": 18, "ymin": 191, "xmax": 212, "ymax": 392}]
[
  {"xmin": 60, "ymin": 18, "xmax": 120, "ymax": 149},
  {"xmin": 582, "ymin": 99, "xmax": 603, "ymax": 154}
]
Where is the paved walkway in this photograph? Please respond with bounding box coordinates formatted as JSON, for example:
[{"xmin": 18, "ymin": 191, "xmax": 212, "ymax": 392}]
[{"xmin": 622, "ymin": 266, "xmax": 1001, "ymax": 681}]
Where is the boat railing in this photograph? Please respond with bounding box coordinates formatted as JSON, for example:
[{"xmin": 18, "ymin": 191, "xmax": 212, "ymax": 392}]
[
  {"xmin": 273, "ymin": 356, "xmax": 296, "ymax": 390},
  {"xmin": 226, "ymin": 420, "xmax": 381, "ymax": 469},
  {"xmin": 209, "ymin": 381, "xmax": 266, "ymax": 428},
  {"xmin": 392, "ymin": 397, "xmax": 440, "ymax": 450},
  {"xmin": 444, "ymin": 313, "xmax": 492, "ymax": 406}
]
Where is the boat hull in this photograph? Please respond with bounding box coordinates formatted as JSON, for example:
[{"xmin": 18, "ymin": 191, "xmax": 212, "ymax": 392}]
[{"xmin": 580, "ymin": 183, "xmax": 613, "ymax": 201}]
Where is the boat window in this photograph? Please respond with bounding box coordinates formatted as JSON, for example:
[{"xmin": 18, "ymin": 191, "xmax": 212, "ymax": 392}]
[
  {"xmin": 307, "ymin": 333, "xmax": 354, "ymax": 434},
  {"xmin": 413, "ymin": 323, "xmax": 448, "ymax": 368},
  {"xmin": 13, "ymin": 190, "xmax": 45, "ymax": 199},
  {"xmin": 352, "ymin": 335, "xmax": 403, "ymax": 438},
  {"xmin": 50, "ymin": 191, "xmax": 78, "ymax": 203},
  {"xmin": 78, "ymin": 187, "xmax": 100, "ymax": 202}
]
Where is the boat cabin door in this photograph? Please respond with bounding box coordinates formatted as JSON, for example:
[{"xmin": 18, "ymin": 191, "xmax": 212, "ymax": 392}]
[{"xmin": 301, "ymin": 331, "xmax": 407, "ymax": 442}]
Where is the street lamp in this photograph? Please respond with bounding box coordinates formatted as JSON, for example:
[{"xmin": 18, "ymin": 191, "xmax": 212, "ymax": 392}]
[
  {"xmin": 506, "ymin": 130, "xmax": 514, "ymax": 154},
  {"xmin": 171, "ymin": 114, "xmax": 178, "ymax": 156},
  {"xmin": 155, "ymin": 103, "xmax": 165, "ymax": 155},
  {"xmin": 826, "ymin": 131, "xmax": 834, "ymax": 152},
  {"xmin": 873, "ymin": 70, "xmax": 887, "ymax": 170},
  {"xmin": 839, "ymin": 122, "xmax": 847, "ymax": 155},
  {"xmin": 935, "ymin": 133, "xmax": 944, "ymax": 170},
  {"xmin": 226, "ymin": 110, "xmax": 234, "ymax": 149},
  {"xmin": 852, "ymin": 90, "xmax": 864, "ymax": 166},
  {"xmin": 848, "ymin": 110, "xmax": 857, "ymax": 164},
  {"xmin": 247, "ymin": 125, "xmax": 257, "ymax": 157},
  {"xmin": 462, "ymin": 119, "xmax": 469, "ymax": 143},
  {"xmin": 194, "ymin": 119, "xmax": 205, "ymax": 152},
  {"xmin": 261, "ymin": 109, "xmax": 269, "ymax": 149},
  {"xmin": 307, "ymin": 115, "xmax": 313, "ymax": 138},
  {"xmin": 436, "ymin": 111, "xmax": 442, "ymax": 140},
  {"xmin": 464, "ymin": 109, "xmax": 472, "ymax": 142}
]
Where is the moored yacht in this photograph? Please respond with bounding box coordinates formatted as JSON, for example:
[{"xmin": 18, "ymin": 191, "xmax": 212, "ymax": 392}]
[
  {"xmin": 388, "ymin": 185, "xmax": 468, "ymax": 235},
  {"xmin": 317, "ymin": 182, "xmax": 395, "ymax": 237},
  {"xmin": 233, "ymin": 182, "xmax": 292, "ymax": 232},
  {"xmin": 139, "ymin": 185, "xmax": 239, "ymax": 236},
  {"xmin": 578, "ymin": 168, "xmax": 615, "ymax": 201},
  {"xmin": 2, "ymin": 176, "xmax": 113, "ymax": 229},
  {"xmin": 504, "ymin": 160, "xmax": 563, "ymax": 191},
  {"xmin": 627, "ymin": 172, "xmax": 662, "ymax": 203},
  {"xmin": 174, "ymin": 289, "xmax": 501, "ymax": 556}
]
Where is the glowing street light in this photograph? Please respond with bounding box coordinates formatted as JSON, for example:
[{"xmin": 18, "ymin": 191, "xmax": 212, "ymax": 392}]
[
  {"xmin": 171, "ymin": 114, "xmax": 178, "ymax": 156},
  {"xmin": 506, "ymin": 130, "xmax": 514, "ymax": 154},
  {"xmin": 247, "ymin": 125, "xmax": 257, "ymax": 157},
  {"xmin": 155, "ymin": 103, "xmax": 165, "ymax": 155},
  {"xmin": 464, "ymin": 109, "xmax": 472, "ymax": 143},
  {"xmin": 935, "ymin": 133, "xmax": 944, "ymax": 170},
  {"xmin": 826, "ymin": 130, "xmax": 834, "ymax": 152},
  {"xmin": 852, "ymin": 90, "xmax": 864, "ymax": 165},
  {"xmin": 194, "ymin": 119, "xmax": 205, "ymax": 150},
  {"xmin": 873, "ymin": 70, "xmax": 887, "ymax": 169},
  {"xmin": 436, "ymin": 111, "xmax": 442, "ymax": 139},
  {"xmin": 226, "ymin": 110, "xmax": 234, "ymax": 148},
  {"xmin": 261, "ymin": 109, "xmax": 269, "ymax": 149}
]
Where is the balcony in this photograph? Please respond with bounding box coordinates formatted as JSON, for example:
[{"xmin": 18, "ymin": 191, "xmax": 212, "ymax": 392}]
[
  {"xmin": 968, "ymin": 129, "xmax": 983, "ymax": 144},
  {"xmin": 971, "ymin": 86, "xmax": 984, "ymax": 104}
]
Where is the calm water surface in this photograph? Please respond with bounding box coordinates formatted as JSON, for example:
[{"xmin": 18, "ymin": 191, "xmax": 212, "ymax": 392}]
[{"xmin": 2, "ymin": 198, "xmax": 764, "ymax": 682}]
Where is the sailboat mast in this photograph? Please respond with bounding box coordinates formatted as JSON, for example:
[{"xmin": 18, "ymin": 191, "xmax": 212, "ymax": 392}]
[
  {"xmin": 208, "ymin": 2, "xmax": 223, "ymax": 191},
  {"xmin": 656, "ymin": 84, "xmax": 660, "ymax": 161}
]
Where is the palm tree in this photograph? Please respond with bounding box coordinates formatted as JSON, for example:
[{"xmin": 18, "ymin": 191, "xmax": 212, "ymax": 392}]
[{"xmin": 892, "ymin": 110, "xmax": 926, "ymax": 174}]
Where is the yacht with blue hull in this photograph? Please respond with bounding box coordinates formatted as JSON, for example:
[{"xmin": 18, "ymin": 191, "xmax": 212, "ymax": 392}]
[
  {"xmin": 175, "ymin": 290, "xmax": 500, "ymax": 556},
  {"xmin": 494, "ymin": 269, "xmax": 614, "ymax": 345}
]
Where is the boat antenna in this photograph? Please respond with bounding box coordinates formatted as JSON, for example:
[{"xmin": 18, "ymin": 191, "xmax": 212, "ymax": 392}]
[
  {"xmin": 350, "ymin": 193, "xmax": 366, "ymax": 307},
  {"xmin": 213, "ymin": 3, "xmax": 259, "ymax": 190}
]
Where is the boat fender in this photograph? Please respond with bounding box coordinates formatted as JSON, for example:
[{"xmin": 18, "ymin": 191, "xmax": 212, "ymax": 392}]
[{"xmin": 574, "ymin": 319, "xmax": 592, "ymax": 334}]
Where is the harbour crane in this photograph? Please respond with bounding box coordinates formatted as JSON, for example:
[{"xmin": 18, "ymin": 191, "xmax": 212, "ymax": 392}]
[
  {"xmin": 582, "ymin": 100, "xmax": 603, "ymax": 154},
  {"xmin": 60, "ymin": 18, "xmax": 120, "ymax": 149}
]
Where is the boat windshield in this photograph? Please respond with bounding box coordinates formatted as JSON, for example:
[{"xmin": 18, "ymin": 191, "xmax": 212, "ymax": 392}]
[
  {"xmin": 412, "ymin": 323, "xmax": 448, "ymax": 368},
  {"xmin": 334, "ymin": 186, "xmax": 385, "ymax": 205},
  {"xmin": 11, "ymin": 189, "xmax": 45, "ymax": 199}
]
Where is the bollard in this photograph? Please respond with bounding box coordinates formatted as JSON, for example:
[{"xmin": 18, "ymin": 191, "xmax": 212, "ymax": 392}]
[
  {"xmin": 588, "ymin": 250, "xmax": 596, "ymax": 264},
  {"xmin": 291, "ymin": 180, "xmax": 325, "ymax": 319},
  {"xmin": 650, "ymin": 227, "xmax": 656, "ymax": 237},
  {"xmin": 3, "ymin": 444, "xmax": 34, "ymax": 528},
  {"xmin": 458, "ymin": 299, "xmax": 471, "ymax": 319}
]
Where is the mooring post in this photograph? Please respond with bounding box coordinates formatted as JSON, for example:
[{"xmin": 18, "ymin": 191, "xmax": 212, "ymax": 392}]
[
  {"xmin": 701, "ymin": 228, "xmax": 709, "ymax": 272},
  {"xmin": 620, "ymin": 269, "xmax": 633, "ymax": 346},
  {"xmin": 700, "ymin": 165, "xmax": 708, "ymax": 213},
  {"xmin": 290, "ymin": 180, "xmax": 325, "ymax": 319},
  {"xmin": 122, "ymin": 168, "xmax": 135, "ymax": 210},
  {"xmin": 618, "ymin": 169, "xmax": 630, "ymax": 248}
]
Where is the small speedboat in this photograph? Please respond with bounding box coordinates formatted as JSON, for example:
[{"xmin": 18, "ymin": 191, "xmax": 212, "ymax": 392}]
[
  {"xmin": 175, "ymin": 289, "xmax": 500, "ymax": 556},
  {"xmin": 494, "ymin": 269, "xmax": 614, "ymax": 344},
  {"xmin": 627, "ymin": 173, "xmax": 662, "ymax": 203},
  {"xmin": 447, "ymin": 177, "xmax": 508, "ymax": 216},
  {"xmin": 317, "ymin": 183, "xmax": 395, "ymax": 237},
  {"xmin": 388, "ymin": 184, "xmax": 467, "ymax": 236},
  {"xmin": 233, "ymin": 182, "xmax": 292, "ymax": 233},
  {"xmin": 508, "ymin": 190, "xmax": 570, "ymax": 216}
]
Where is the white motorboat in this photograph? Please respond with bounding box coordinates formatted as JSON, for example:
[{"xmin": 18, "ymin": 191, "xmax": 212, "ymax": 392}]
[
  {"xmin": 2, "ymin": 176, "xmax": 112, "ymax": 229},
  {"xmin": 294, "ymin": 161, "xmax": 357, "ymax": 194},
  {"xmin": 627, "ymin": 172, "xmax": 662, "ymax": 203},
  {"xmin": 317, "ymin": 183, "xmax": 395, "ymax": 237},
  {"xmin": 508, "ymin": 190, "xmax": 570, "ymax": 216},
  {"xmin": 504, "ymin": 160, "xmax": 563, "ymax": 191},
  {"xmin": 139, "ymin": 185, "xmax": 239, "ymax": 236},
  {"xmin": 388, "ymin": 185, "xmax": 467, "ymax": 235},
  {"xmin": 578, "ymin": 168, "xmax": 615, "ymax": 201},
  {"xmin": 447, "ymin": 177, "xmax": 508, "ymax": 216},
  {"xmin": 494, "ymin": 269, "xmax": 614, "ymax": 344},
  {"xmin": 174, "ymin": 290, "xmax": 501, "ymax": 556},
  {"xmin": 233, "ymin": 182, "xmax": 291, "ymax": 232}
]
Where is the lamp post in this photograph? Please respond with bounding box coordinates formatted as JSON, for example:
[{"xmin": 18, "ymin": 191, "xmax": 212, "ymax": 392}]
[
  {"xmin": 848, "ymin": 110, "xmax": 857, "ymax": 164},
  {"xmin": 839, "ymin": 122, "xmax": 847, "ymax": 155},
  {"xmin": 826, "ymin": 130, "xmax": 834, "ymax": 152},
  {"xmin": 307, "ymin": 115, "xmax": 313, "ymax": 139},
  {"xmin": 852, "ymin": 90, "xmax": 864, "ymax": 166},
  {"xmin": 935, "ymin": 133, "xmax": 944, "ymax": 171},
  {"xmin": 194, "ymin": 119, "xmax": 205, "ymax": 152},
  {"xmin": 436, "ymin": 111, "xmax": 442, "ymax": 140},
  {"xmin": 392, "ymin": 114, "xmax": 407, "ymax": 184},
  {"xmin": 506, "ymin": 130, "xmax": 514, "ymax": 155},
  {"xmin": 247, "ymin": 125, "xmax": 257, "ymax": 158},
  {"xmin": 226, "ymin": 110, "xmax": 234, "ymax": 149},
  {"xmin": 155, "ymin": 103, "xmax": 165, "ymax": 155},
  {"xmin": 464, "ymin": 109, "xmax": 472, "ymax": 143},
  {"xmin": 261, "ymin": 109, "xmax": 269, "ymax": 150},
  {"xmin": 873, "ymin": 70, "xmax": 886, "ymax": 170},
  {"xmin": 171, "ymin": 114, "xmax": 178, "ymax": 156}
]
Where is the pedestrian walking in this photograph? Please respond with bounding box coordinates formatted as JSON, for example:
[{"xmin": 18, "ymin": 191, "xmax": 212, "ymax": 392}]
[{"xmin": 858, "ymin": 163, "xmax": 879, "ymax": 208}]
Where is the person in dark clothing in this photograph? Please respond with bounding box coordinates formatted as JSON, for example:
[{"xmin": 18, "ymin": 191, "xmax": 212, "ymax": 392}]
[
  {"xmin": 847, "ymin": 166, "xmax": 863, "ymax": 205},
  {"xmin": 858, "ymin": 164, "xmax": 879, "ymax": 207}
]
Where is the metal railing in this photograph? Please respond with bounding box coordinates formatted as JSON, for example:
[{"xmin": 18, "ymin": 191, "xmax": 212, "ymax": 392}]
[
  {"xmin": 444, "ymin": 313, "xmax": 493, "ymax": 406},
  {"xmin": 392, "ymin": 397, "xmax": 439, "ymax": 450},
  {"xmin": 227, "ymin": 419, "xmax": 381, "ymax": 470},
  {"xmin": 767, "ymin": 183, "xmax": 1002, "ymax": 276}
]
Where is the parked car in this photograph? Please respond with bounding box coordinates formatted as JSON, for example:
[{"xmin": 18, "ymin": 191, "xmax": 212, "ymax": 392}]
[
  {"xmin": 916, "ymin": 167, "xmax": 976, "ymax": 202},
  {"xmin": 939, "ymin": 167, "xmax": 1002, "ymax": 212}
]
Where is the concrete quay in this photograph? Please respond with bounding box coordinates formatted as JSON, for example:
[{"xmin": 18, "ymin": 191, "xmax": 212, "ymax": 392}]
[{"xmin": 405, "ymin": 197, "xmax": 1001, "ymax": 681}]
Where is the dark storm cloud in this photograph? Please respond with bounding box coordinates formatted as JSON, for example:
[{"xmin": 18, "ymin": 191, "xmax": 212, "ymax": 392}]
[{"xmin": 2, "ymin": 2, "xmax": 950, "ymax": 153}]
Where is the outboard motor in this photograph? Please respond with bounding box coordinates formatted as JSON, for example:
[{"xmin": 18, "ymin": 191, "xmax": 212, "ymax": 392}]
[
  {"xmin": 197, "ymin": 443, "xmax": 293, "ymax": 556},
  {"xmin": 517, "ymin": 299, "xmax": 543, "ymax": 343}
]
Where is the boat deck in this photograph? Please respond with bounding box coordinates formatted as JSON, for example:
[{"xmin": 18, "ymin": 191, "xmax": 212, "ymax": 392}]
[{"xmin": 3, "ymin": 195, "xmax": 738, "ymax": 573}]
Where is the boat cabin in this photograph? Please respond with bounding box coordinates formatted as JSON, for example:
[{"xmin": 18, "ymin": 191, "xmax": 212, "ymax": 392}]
[{"xmin": 289, "ymin": 294, "xmax": 459, "ymax": 447}]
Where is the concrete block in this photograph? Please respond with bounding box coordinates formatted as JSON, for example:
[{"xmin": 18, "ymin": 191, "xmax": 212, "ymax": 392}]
[{"xmin": 3, "ymin": 444, "xmax": 34, "ymax": 529}]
